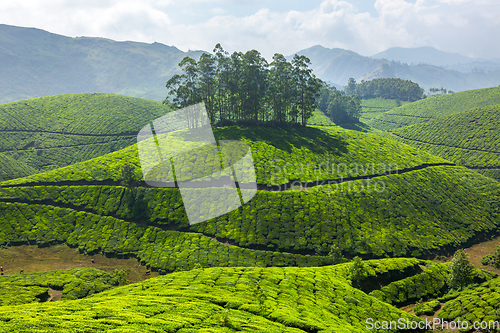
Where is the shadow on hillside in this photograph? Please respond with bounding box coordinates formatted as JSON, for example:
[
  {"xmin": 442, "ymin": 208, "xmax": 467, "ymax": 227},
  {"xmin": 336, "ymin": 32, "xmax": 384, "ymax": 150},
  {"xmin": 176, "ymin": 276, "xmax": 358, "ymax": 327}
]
[
  {"xmin": 337, "ymin": 122, "xmax": 372, "ymax": 133},
  {"xmin": 213, "ymin": 125, "xmax": 349, "ymax": 155}
]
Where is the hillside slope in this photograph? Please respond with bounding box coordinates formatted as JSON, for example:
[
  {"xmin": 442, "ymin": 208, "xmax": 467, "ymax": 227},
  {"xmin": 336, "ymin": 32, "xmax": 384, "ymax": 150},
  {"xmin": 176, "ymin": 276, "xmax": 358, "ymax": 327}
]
[
  {"xmin": 0, "ymin": 24, "xmax": 203, "ymax": 103},
  {"xmin": 392, "ymin": 104, "xmax": 500, "ymax": 180},
  {"xmin": 0, "ymin": 260, "xmax": 430, "ymax": 332},
  {"xmin": 360, "ymin": 98, "xmax": 410, "ymax": 124},
  {"xmin": 293, "ymin": 45, "xmax": 500, "ymax": 92},
  {"xmin": 1, "ymin": 125, "xmax": 499, "ymax": 269},
  {"xmin": 368, "ymin": 86, "xmax": 500, "ymax": 130},
  {"xmin": 0, "ymin": 93, "xmax": 172, "ymax": 181}
]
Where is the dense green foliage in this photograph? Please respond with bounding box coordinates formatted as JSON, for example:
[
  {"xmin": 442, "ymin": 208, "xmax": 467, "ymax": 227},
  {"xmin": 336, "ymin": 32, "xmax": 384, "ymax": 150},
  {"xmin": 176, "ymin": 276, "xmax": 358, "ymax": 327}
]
[
  {"xmin": 1, "ymin": 165, "xmax": 499, "ymax": 261},
  {"xmin": 0, "ymin": 124, "xmax": 498, "ymax": 263},
  {"xmin": 0, "ymin": 199, "xmax": 333, "ymax": 272},
  {"xmin": 481, "ymin": 246, "xmax": 500, "ymax": 269},
  {"xmin": 413, "ymin": 299, "xmax": 441, "ymax": 316},
  {"xmin": 316, "ymin": 85, "xmax": 362, "ymax": 124},
  {"xmin": 369, "ymin": 86, "xmax": 500, "ymax": 130},
  {"xmin": 1, "ymin": 125, "xmax": 447, "ymax": 187},
  {"xmin": 0, "ymin": 261, "xmax": 424, "ymax": 332},
  {"xmin": 346, "ymin": 78, "xmax": 424, "ymax": 101},
  {"xmin": 0, "ymin": 268, "xmax": 122, "ymax": 305},
  {"xmin": 438, "ymin": 277, "xmax": 500, "ymax": 329},
  {"xmin": 166, "ymin": 44, "xmax": 322, "ymax": 126},
  {"xmin": 359, "ymin": 98, "xmax": 410, "ymax": 123},
  {"xmin": 448, "ymin": 249, "xmax": 475, "ymax": 290},
  {"xmin": 0, "ymin": 153, "xmax": 36, "ymax": 181},
  {"xmin": 306, "ymin": 109, "xmax": 335, "ymax": 126},
  {"xmin": 1, "ymin": 124, "xmax": 498, "ymax": 260},
  {"xmin": 0, "ymin": 93, "xmax": 172, "ymax": 181},
  {"xmin": 393, "ymin": 104, "xmax": 500, "ymax": 180},
  {"xmin": 369, "ymin": 262, "xmax": 450, "ymax": 305}
]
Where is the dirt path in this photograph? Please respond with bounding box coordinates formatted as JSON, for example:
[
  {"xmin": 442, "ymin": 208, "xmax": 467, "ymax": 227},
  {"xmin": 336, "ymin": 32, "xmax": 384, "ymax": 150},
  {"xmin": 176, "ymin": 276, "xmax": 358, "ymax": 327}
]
[{"xmin": 0, "ymin": 244, "xmax": 159, "ymax": 284}]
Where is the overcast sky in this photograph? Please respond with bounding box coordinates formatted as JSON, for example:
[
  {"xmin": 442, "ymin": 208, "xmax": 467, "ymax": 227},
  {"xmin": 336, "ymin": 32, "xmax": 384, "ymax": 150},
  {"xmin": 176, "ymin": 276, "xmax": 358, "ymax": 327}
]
[{"xmin": 1, "ymin": 0, "xmax": 499, "ymax": 59}]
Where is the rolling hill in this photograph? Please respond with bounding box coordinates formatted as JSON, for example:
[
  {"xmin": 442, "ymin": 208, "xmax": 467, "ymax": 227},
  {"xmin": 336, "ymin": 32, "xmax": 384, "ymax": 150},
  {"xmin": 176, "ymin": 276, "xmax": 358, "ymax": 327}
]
[
  {"xmin": 359, "ymin": 98, "xmax": 410, "ymax": 124},
  {"xmin": 0, "ymin": 93, "xmax": 172, "ymax": 182},
  {"xmin": 371, "ymin": 46, "xmax": 476, "ymax": 67},
  {"xmin": 367, "ymin": 86, "xmax": 500, "ymax": 131},
  {"xmin": 293, "ymin": 45, "xmax": 500, "ymax": 92},
  {"xmin": 392, "ymin": 104, "xmax": 500, "ymax": 180},
  {"xmin": 3, "ymin": 24, "xmax": 500, "ymax": 105},
  {"xmin": 1, "ymin": 123, "xmax": 499, "ymax": 272},
  {"xmin": 0, "ymin": 259, "xmax": 460, "ymax": 332},
  {"xmin": 0, "ymin": 257, "xmax": 496, "ymax": 332},
  {"xmin": 0, "ymin": 24, "xmax": 203, "ymax": 103}
]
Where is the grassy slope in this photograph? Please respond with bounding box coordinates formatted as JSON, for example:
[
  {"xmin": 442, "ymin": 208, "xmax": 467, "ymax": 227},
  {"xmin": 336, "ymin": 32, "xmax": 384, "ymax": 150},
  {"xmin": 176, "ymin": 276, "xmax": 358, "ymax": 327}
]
[
  {"xmin": 359, "ymin": 98, "xmax": 410, "ymax": 123},
  {"xmin": 0, "ymin": 256, "xmax": 496, "ymax": 332},
  {"xmin": 0, "ymin": 267, "xmax": 121, "ymax": 305},
  {"xmin": 368, "ymin": 86, "xmax": 500, "ymax": 130},
  {"xmin": 0, "ymin": 24, "xmax": 204, "ymax": 103},
  {"xmin": 306, "ymin": 109, "xmax": 335, "ymax": 126},
  {"xmin": 0, "ymin": 93, "xmax": 171, "ymax": 181},
  {"xmin": 1, "ymin": 125, "xmax": 448, "ymax": 187},
  {"xmin": 438, "ymin": 276, "xmax": 500, "ymax": 326},
  {"xmin": 1, "ymin": 126, "xmax": 499, "ymax": 267},
  {"xmin": 0, "ymin": 259, "xmax": 429, "ymax": 332},
  {"xmin": 392, "ymin": 104, "xmax": 500, "ymax": 180},
  {"xmin": 0, "ymin": 153, "xmax": 36, "ymax": 181}
]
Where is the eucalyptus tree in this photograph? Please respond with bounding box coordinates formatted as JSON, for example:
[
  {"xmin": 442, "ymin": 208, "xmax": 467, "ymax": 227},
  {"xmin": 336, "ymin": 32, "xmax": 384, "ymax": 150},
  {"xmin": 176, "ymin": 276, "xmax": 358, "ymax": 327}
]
[
  {"xmin": 292, "ymin": 54, "xmax": 322, "ymax": 126},
  {"xmin": 228, "ymin": 51, "xmax": 244, "ymax": 122},
  {"xmin": 269, "ymin": 53, "xmax": 293, "ymax": 123},
  {"xmin": 165, "ymin": 56, "xmax": 200, "ymax": 108},
  {"xmin": 213, "ymin": 43, "xmax": 231, "ymax": 123},
  {"xmin": 197, "ymin": 53, "xmax": 217, "ymax": 123},
  {"xmin": 241, "ymin": 50, "xmax": 268, "ymax": 122}
]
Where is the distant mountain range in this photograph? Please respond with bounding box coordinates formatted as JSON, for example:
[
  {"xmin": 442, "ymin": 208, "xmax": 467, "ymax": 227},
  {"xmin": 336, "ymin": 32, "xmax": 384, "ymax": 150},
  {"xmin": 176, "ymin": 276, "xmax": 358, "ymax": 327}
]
[
  {"xmin": 1, "ymin": 24, "xmax": 500, "ymax": 103},
  {"xmin": 294, "ymin": 45, "xmax": 500, "ymax": 92},
  {"xmin": 0, "ymin": 24, "xmax": 203, "ymax": 104}
]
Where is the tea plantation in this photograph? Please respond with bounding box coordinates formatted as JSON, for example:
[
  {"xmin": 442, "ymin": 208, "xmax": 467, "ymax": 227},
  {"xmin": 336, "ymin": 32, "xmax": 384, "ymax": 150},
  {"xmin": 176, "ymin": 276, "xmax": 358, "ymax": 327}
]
[
  {"xmin": 0, "ymin": 268, "xmax": 123, "ymax": 305},
  {"xmin": 368, "ymin": 86, "xmax": 500, "ymax": 130},
  {"xmin": 0, "ymin": 128, "xmax": 498, "ymax": 264},
  {"xmin": 1, "ymin": 125, "xmax": 448, "ymax": 187},
  {"xmin": 0, "ymin": 93, "xmax": 172, "ymax": 181},
  {"xmin": 438, "ymin": 276, "xmax": 500, "ymax": 330},
  {"xmin": 392, "ymin": 104, "xmax": 500, "ymax": 180},
  {"xmin": 359, "ymin": 98, "xmax": 410, "ymax": 124},
  {"xmin": 306, "ymin": 109, "xmax": 335, "ymax": 126},
  {"xmin": 0, "ymin": 259, "xmax": 431, "ymax": 332},
  {"xmin": 1, "ymin": 92, "xmax": 500, "ymax": 331}
]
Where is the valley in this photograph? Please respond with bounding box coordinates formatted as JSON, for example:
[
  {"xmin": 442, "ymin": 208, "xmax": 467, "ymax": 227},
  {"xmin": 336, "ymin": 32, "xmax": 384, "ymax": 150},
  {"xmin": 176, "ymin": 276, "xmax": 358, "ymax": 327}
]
[{"xmin": 0, "ymin": 57, "xmax": 499, "ymax": 332}]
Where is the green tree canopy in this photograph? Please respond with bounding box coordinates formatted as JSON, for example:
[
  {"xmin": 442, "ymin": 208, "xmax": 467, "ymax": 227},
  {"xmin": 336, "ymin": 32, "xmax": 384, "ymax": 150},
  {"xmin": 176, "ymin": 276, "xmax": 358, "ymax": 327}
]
[
  {"xmin": 165, "ymin": 44, "xmax": 321, "ymax": 127},
  {"xmin": 448, "ymin": 249, "xmax": 474, "ymax": 290}
]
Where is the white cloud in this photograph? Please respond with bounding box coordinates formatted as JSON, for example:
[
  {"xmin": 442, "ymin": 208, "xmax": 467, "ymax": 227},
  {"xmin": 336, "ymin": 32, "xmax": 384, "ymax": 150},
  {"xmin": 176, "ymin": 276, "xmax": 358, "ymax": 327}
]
[{"xmin": 0, "ymin": 0, "xmax": 499, "ymax": 58}]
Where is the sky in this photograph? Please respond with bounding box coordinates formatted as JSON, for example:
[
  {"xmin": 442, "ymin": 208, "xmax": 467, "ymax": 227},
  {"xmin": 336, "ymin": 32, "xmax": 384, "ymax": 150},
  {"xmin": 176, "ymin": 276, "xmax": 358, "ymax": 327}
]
[{"xmin": 1, "ymin": 0, "xmax": 499, "ymax": 59}]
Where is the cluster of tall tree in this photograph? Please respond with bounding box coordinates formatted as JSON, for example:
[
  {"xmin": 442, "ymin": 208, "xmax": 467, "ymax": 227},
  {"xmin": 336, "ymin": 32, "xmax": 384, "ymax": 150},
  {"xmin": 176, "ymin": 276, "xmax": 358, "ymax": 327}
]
[
  {"xmin": 345, "ymin": 78, "xmax": 424, "ymax": 101},
  {"xmin": 165, "ymin": 44, "xmax": 322, "ymax": 126},
  {"xmin": 316, "ymin": 85, "xmax": 362, "ymax": 124}
]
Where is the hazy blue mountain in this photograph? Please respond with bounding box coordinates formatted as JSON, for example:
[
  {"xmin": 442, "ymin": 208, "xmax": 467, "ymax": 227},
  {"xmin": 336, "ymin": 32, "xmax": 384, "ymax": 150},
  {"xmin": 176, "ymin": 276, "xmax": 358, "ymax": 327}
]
[
  {"xmin": 2, "ymin": 24, "xmax": 500, "ymax": 104},
  {"xmin": 286, "ymin": 45, "xmax": 381, "ymax": 88},
  {"xmin": 0, "ymin": 24, "xmax": 204, "ymax": 103},
  {"xmin": 371, "ymin": 46, "xmax": 474, "ymax": 67},
  {"xmin": 292, "ymin": 45, "xmax": 500, "ymax": 93},
  {"xmin": 371, "ymin": 46, "xmax": 500, "ymax": 73}
]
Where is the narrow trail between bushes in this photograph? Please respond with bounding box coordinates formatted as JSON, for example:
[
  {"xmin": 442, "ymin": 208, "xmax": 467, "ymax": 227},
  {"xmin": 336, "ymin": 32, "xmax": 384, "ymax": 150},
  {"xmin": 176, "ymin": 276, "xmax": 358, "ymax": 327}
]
[
  {"xmin": 390, "ymin": 132, "xmax": 500, "ymax": 154},
  {"xmin": 0, "ymin": 197, "xmax": 313, "ymax": 258},
  {"xmin": 0, "ymin": 163, "xmax": 456, "ymax": 191},
  {"xmin": 0, "ymin": 129, "xmax": 137, "ymax": 137},
  {"xmin": 0, "ymin": 138, "xmax": 133, "ymax": 153}
]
